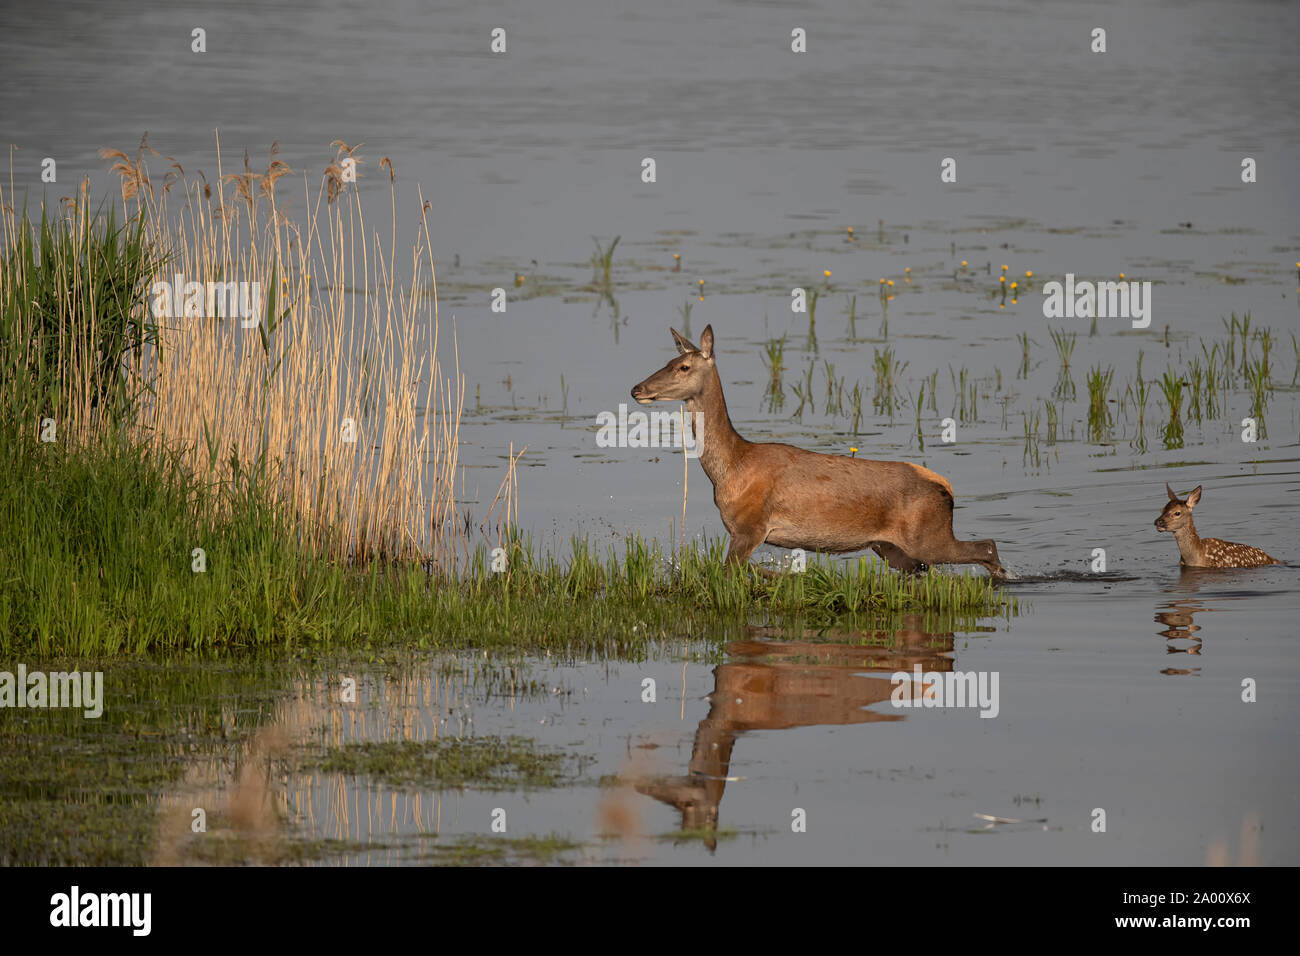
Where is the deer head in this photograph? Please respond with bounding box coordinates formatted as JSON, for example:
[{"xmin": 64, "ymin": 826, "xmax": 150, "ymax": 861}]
[
  {"xmin": 630, "ymin": 325, "xmax": 716, "ymax": 405},
  {"xmin": 1155, "ymin": 483, "xmax": 1202, "ymax": 533}
]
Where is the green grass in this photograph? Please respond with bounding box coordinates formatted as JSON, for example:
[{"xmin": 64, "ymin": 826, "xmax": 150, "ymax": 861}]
[
  {"xmin": 1048, "ymin": 327, "xmax": 1076, "ymax": 370},
  {"xmin": 761, "ymin": 335, "xmax": 786, "ymax": 395},
  {"xmin": 1016, "ymin": 331, "xmax": 1033, "ymax": 378},
  {"xmin": 0, "ymin": 427, "xmax": 1014, "ymax": 657},
  {"xmin": 588, "ymin": 235, "xmax": 620, "ymax": 293},
  {"xmin": 1158, "ymin": 368, "xmax": 1185, "ymax": 448},
  {"xmin": 1, "ymin": 199, "xmax": 169, "ymax": 430},
  {"xmin": 872, "ymin": 347, "xmax": 907, "ymax": 414},
  {"xmin": 1085, "ymin": 365, "xmax": 1114, "ymax": 442}
]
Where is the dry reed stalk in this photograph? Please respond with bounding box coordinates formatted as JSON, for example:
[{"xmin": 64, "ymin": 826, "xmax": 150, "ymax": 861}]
[
  {"xmin": 680, "ymin": 406, "xmax": 688, "ymax": 555},
  {"xmin": 480, "ymin": 442, "xmax": 526, "ymax": 554}
]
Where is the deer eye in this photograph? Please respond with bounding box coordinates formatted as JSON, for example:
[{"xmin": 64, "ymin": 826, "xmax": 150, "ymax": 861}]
[
  {"xmin": 1173, "ymin": 510, "xmax": 1181, "ymax": 516},
  {"xmin": 679, "ymin": 364, "xmax": 690, "ymax": 372}
]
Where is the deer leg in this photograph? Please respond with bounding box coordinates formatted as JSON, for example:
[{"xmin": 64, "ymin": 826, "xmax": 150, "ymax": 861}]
[{"xmin": 724, "ymin": 529, "xmax": 765, "ymax": 567}]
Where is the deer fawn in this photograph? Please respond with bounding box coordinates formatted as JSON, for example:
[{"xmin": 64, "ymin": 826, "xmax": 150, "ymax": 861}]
[
  {"xmin": 630, "ymin": 325, "xmax": 1004, "ymax": 576},
  {"xmin": 1154, "ymin": 484, "xmax": 1280, "ymax": 568}
]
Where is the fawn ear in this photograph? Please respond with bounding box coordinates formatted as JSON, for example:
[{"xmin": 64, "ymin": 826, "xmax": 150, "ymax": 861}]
[
  {"xmin": 699, "ymin": 324, "xmax": 714, "ymax": 360},
  {"xmin": 670, "ymin": 327, "xmax": 697, "ymax": 355},
  {"xmin": 1186, "ymin": 485, "xmax": 1202, "ymax": 508},
  {"xmin": 1166, "ymin": 483, "xmax": 1179, "ymax": 502}
]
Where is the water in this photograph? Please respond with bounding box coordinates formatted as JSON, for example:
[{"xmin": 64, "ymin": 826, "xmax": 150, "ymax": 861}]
[{"xmin": 3, "ymin": 0, "xmax": 1298, "ymax": 864}]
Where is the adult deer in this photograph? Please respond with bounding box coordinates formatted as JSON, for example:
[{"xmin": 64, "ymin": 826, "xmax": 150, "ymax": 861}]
[{"xmin": 630, "ymin": 325, "xmax": 1004, "ymax": 576}]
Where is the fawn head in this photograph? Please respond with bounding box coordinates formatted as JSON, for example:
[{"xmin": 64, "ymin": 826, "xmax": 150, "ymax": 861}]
[
  {"xmin": 631, "ymin": 325, "xmax": 715, "ymax": 405},
  {"xmin": 1155, "ymin": 483, "xmax": 1202, "ymax": 533}
]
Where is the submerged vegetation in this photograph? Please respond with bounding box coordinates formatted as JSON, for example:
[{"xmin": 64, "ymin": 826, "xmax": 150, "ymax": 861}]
[{"xmin": 295, "ymin": 735, "xmax": 577, "ymax": 791}]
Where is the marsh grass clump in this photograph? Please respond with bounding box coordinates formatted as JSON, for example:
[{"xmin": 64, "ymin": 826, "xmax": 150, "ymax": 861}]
[
  {"xmin": 1049, "ymin": 327, "xmax": 1075, "ymax": 370},
  {"xmin": 589, "ymin": 234, "xmax": 620, "ymax": 294},
  {"xmin": 1085, "ymin": 365, "xmax": 1114, "ymax": 442},
  {"xmin": 872, "ymin": 347, "xmax": 907, "ymax": 414},
  {"xmin": 950, "ymin": 365, "xmax": 978, "ymax": 423},
  {"xmin": 1244, "ymin": 357, "xmax": 1270, "ymax": 437},
  {"xmin": 1022, "ymin": 408, "xmax": 1041, "ymax": 468},
  {"xmin": 1043, "ymin": 400, "xmax": 1059, "ymax": 445},
  {"xmin": 1120, "ymin": 350, "xmax": 1150, "ymax": 452},
  {"xmin": 1186, "ymin": 357, "xmax": 1205, "ymax": 423},
  {"xmin": 790, "ymin": 362, "xmax": 816, "ymax": 417},
  {"xmin": 1155, "ymin": 369, "xmax": 1185, "ymax": 449},
  {"xmin": 465, "ymin": 536, "xmax": 1016, "ymax": 634},
  {"xmin": 762, "ymin": 335, "xmax": 786, "ymax": 411},
  {"xmin": 1016, "ymin": 331, "xmax": 1033, "ymax": 378},
  {"xmin": 761, "ymin": 335, "xmax": 785, "ymax": 384},
  {"xmin": 823, "ymin": 360, "xmax": 845, "ymax": 416},
  {"xmin": 1223, "ymin": 311, "xmax": 1251, "ymax": 375}
]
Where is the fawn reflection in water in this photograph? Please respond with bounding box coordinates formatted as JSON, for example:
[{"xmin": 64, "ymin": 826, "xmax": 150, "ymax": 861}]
[{"xmin": 1154, "ymin": 566, "xmax": 1242, "ymax": 676}]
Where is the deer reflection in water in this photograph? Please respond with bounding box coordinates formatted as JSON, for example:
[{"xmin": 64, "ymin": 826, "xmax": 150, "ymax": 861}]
[
  {"xmin": 630, "ymin": 616, "xmax": 971, "ymax": 850},
  {"xmin": 1154, "ymin": 567, "xmax": 1231, "ymax": 676}
]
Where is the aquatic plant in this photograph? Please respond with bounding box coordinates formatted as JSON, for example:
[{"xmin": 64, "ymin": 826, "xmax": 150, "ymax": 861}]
[
  {"xmin": 1016, "ymin": 331, "xmax": 1033, "ymax": 378},
  {"xmin": 872, "ymin": 346, "xmax": 907, "ymax": 414},
  {"xmin": 1086, "ymin": 364, "xmax": 1114, "ymax": 442},
  {"xmin": 589, "ymin": 234, "xmax": 620, "ymax": 293},
  {"xmin": 1049, "ymin": 327, "xmax": 1076, "ymax": 370},
  {"xmin": 1158, "ymin": 369, "xmax": 1184, "ymax": 449}
]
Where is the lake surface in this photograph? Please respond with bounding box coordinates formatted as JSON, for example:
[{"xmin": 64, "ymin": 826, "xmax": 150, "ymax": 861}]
[{"xmin": 2, "ymin": 0, "xmax": 1298, "ymax": 864}]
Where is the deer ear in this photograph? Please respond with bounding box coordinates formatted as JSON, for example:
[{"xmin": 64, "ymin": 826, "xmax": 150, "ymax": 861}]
[
  {"xmin": 1166, "ymin": 483, "xmax": 1178, "ymax": 502},
  {"xmin": 699, "ymin": 324, "xmax": 714, "ymax": 360},
  {"xmin": 1186, "ymin": 485, "xmax": 1202, "ymax": 508},
  {"xmin": 670, "ymin": 327, "xmax": 697, "ymax": 355}
]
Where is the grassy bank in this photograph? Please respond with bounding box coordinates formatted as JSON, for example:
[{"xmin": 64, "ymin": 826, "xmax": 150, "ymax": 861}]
[{"xmin": 0, "ymin": 427, "xmax": 1013, "ymax": 656}]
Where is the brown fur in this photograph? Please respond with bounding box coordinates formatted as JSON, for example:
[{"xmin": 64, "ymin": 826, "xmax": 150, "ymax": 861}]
[
  {"xmin": 630, "ymin": 325, "xmax": 1003, "ymax": 576},
  {"xmin": 1155, "ymin": 484, "xmax": 1280, "ymax": 568}
]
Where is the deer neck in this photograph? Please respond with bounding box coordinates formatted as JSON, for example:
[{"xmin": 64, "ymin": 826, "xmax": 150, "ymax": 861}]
[
  {"xmin": 685, "ymin": 368, "xmax": 746, "ymax": 485},
  {"xmin": 1171, "ymin": 519, "xmax": 1204, "ymax": 564}
]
